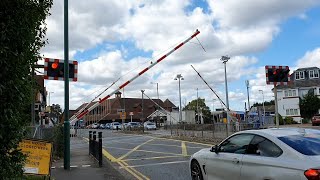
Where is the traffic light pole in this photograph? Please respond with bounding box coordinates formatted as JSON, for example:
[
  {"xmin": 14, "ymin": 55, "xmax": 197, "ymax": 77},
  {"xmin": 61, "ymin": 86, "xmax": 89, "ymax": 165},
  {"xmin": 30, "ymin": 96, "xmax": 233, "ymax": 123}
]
[
  {"xmin": 274, "ymin": 85, "xmax": 279, "ymax": 128},
  {"xmin": 63, "ymin": 0, "xmax": 70, "ymax": 170}
]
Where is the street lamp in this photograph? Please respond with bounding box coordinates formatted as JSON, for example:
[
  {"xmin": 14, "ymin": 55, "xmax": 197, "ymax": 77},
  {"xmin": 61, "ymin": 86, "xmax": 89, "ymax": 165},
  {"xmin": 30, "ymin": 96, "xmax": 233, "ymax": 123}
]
[
  {"xmin": 221, "ymin": 56, "xmax": 230, "ymax": 111},
  {"xmin": 259, "ymin": 90, "xmax": 266, "ymax": 118},
  {"xmin": 151, "ymin": 82, "xmax": 159, "ymax": 126},
  {"xmin": 48, "ymin": 92, "xmax": 54, "ymax": 108},
  {"xmin": 174, "ymin": 74, "xmax": 184, "ymax": 123}
]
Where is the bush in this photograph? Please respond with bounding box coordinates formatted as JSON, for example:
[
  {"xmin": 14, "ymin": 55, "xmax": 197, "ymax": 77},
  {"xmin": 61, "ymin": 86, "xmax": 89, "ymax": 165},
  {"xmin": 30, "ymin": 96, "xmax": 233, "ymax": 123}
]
[
  {"xmin": 284, "ymin": 117, "xmax": 294, "ymax": 125},
  {"xmin": 274, "ymin": 114, "xmax": 284, "ymax": 125},
  {"xmin": 302, "ymin": 119, "xmax": 310, "ymax": 124}
]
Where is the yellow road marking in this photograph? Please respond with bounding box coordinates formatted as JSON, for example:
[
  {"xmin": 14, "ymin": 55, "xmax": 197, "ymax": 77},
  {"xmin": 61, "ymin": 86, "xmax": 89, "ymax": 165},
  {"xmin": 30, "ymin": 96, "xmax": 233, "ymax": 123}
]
[
  {"xmin": 118, "ymin": 161, "xmax": 144, "ymax": 180},
  {"xmin": 121, "ymin": 161, "xmax": 150, "ymax": 180},
  {"xmin": 156, "ymin": 137, "xmax": 213, "ymax": 146},
  {"xmin": 124, "ymin": 155, "xmax": 190, "ymax": 161},
  {"xmin": 120, "ymin": 160, "xmax": 189, "ymax": 168},
  {"xmin": 103, "ymin": 147, "xmax": 148, "ymax": 180},
  {"xmin": 181, "ymin": 141, "xmax": 188, "ymax": 156},
  {"xmin": 105, "ymin": 146, "xmax": 183, "ymax": 156},
  {"xmin": 102, "ymin": 148, "xmax": 118, "ymax": 162},
  {"xmin": 118, "ymin": 138, "xmax": 155, "ymax": 160}
]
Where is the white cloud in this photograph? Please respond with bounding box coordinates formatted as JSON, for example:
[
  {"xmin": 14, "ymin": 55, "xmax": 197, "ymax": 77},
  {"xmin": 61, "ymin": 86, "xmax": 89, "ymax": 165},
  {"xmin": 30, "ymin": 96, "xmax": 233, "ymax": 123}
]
[
  {"xmin": 296, "ymin": 48, "xmax": 320, "ymax": 68},
  {"xmin": 41, "ymin": 0, "xmax": 320, "ymax": 111}
]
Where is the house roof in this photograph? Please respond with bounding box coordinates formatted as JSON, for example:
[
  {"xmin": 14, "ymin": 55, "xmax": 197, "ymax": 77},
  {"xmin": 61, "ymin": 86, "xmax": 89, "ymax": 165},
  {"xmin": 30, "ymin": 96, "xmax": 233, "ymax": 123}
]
[
  {"xmin": 77, "ymin": 97, "xmax": 177, "ymax": 122},
  {"xmin": 276, "ymin": 67, "xmax": 320, "ymax": 89}
]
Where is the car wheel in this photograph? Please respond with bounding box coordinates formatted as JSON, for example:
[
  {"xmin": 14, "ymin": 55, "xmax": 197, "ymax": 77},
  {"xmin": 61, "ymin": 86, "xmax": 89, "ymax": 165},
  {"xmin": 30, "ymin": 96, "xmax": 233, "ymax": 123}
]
[{"xmin": 191, "ymin": 160, "xmax": 203, "ymax": 180}]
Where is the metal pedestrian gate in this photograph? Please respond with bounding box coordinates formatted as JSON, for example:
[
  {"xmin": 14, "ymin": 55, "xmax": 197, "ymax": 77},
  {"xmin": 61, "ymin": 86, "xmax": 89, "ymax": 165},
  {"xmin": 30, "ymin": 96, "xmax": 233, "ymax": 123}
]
[{"xmin": 89, "ymin": 131, "xmax": 102, "ymax": 167}]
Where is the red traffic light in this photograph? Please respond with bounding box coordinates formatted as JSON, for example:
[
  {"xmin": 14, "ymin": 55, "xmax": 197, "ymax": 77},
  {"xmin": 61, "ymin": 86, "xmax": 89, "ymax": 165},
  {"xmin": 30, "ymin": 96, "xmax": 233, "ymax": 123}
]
[{"xmin": 51, "ymin": 62, "xmax": 59, "ymax": 69}]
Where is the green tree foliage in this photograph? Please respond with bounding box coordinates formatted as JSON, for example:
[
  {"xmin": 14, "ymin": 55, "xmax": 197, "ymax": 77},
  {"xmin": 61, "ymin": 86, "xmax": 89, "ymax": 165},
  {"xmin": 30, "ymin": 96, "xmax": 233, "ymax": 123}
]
[
  {"xmin": 253, "ymin": 100, "xmax": 275, "ymax": 107},
  {"xmin": 0, "ymin": 0, "xmax": 52, "ymax": 178},
  {"xmin": 183, "ymin": 98, "xmax": 211, "ymax": 123},
  {"xmin": 299, "ymin": 91, "xmax": 320, "ymax": 120}
]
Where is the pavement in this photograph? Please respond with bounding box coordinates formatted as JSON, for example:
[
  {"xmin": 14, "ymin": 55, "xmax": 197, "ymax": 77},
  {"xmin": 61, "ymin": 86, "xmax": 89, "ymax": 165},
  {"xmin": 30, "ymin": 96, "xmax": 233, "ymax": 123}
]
[{"xmin": 51, "ymin": 137, "xmax": 126, "ymax": 180}]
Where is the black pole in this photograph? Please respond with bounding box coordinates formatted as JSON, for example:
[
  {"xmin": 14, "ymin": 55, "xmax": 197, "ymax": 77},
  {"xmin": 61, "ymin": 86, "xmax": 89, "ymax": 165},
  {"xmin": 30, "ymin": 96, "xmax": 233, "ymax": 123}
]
[
  {"xmin": 98, "ymin": 132, "xmax": 102, "ymax": 167},
  {"xmin": 89, "ymin": 131, "xmax": 92, "ymax": 155}
]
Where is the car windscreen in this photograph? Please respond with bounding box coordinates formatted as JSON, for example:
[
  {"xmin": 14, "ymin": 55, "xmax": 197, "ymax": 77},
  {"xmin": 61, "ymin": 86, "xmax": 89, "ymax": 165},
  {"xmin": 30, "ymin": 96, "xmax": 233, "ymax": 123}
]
[
  {"xmin": 130, "ymin": 123, "xmax": 138, "ymax": 125},
  {"xmin": 113, "ymin": 123, "xmax": 120, "ymax": 125},
  {"xmin": 278, "ymin": 134, "xmax": 320, "ymax": 155},
  {"xmin": 147, "ymin": 123, "xmax": 155, "ymax": 125}
]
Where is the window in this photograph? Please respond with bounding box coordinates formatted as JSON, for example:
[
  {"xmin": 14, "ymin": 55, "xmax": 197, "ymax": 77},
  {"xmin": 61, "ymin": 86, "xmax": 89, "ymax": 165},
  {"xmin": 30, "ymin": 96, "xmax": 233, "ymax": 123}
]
[
  {"xmin": 286, "ymin": 109, "xmax": 299, "ymax": 115},
  {"xmin": 278, "ymin": 134, "xmax": 320, "ymax": 155},
  {"xmin": 246, "ymin": 135, "xmax": 282, "ymax": 157},
  {"xmin": 284, "ymin": 89, "xmax": 297, "ymax": 97},
  {"xmin": 219, "ymin": 134, "xmax": 254, "ymax": 154},
  {"xmin": 292, "ymin": 90, "xmax": 297, "ymax": 96},
  {"xmin": 295, "ymin": 71, "xmax": 305, "ymax": 80},
  {"xmin": 286, "ymin": 109, "xmax": 290, "ymax": 115},
  {"xmin": 309, "ymin": 70, "xmax": 319, "ymax": 79}
]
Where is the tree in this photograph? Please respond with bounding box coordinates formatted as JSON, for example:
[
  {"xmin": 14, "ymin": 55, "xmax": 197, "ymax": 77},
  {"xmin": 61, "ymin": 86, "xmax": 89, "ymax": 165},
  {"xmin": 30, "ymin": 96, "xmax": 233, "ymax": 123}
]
[
  {"xmin": 0, "ymin": 0, "xmax": 52, "ymax": 178},
  {"xmin": 253, "ymin": 100, "xmax": 275, "ymax": 107},
  {"xmin": 183, "ymin": 98, "xmax": 211, "ymax": 124},
  {"xmin": 299, "ymin": 91, "xmax": 320, "ymax": 120}
]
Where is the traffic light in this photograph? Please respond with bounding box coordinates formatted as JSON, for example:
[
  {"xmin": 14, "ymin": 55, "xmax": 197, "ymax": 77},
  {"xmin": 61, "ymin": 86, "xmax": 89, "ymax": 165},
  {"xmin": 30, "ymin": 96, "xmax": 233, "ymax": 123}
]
[
  {"xmin": 44, "ymin": 58, "xmax": 78, "ymax": 81},
  {"xmin": 265, "ymin": 66, "xmax": 290, "ymax": 85}
]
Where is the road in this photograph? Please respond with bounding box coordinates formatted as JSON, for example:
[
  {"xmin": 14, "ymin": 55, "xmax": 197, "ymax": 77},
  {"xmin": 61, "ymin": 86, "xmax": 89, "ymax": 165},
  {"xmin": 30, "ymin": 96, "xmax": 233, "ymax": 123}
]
[{"xmin": 78, "ymin": 129, "xmax": 213, "ymax": 180}]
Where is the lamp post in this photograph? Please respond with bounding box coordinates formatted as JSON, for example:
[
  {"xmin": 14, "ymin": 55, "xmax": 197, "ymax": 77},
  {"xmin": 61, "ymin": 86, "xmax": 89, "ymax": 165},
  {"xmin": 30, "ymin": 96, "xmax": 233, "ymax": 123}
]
[
  {"xmin": 151, "ymin": 82, "xmax": 159, "ymax": 126},
  {"xmin": 174, "ymin": 74, "xmax": 184, "ymax": 123},
  {"xmin": 259, "ymin": 90, "xmax": 266, "ymax": 118},
  {"xmin": 196, "ymin": 88, "xmax": 199, "ymax": 124},
  {"xmin": 141, "ymin": 90, "xmax": 145, "ymax": 132},
  {"xmin": 48, "ymin": 92, "xmax": 54, "ymax": 108},
  {"xmin": 221, "ymin": 56, "xmax": 230, "ymax": 110}
]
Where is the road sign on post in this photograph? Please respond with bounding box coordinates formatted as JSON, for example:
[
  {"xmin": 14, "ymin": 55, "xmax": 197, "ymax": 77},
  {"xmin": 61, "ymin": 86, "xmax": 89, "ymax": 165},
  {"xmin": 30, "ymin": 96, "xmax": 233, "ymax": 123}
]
[{"xmin": 120, "ymin": 112, "xmax": 126, "ymax": 119}]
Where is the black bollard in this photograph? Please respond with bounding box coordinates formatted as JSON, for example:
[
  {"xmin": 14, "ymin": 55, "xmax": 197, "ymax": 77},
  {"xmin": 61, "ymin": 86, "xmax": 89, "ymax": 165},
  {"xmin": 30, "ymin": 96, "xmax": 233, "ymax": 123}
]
[
  {"xmin": 89, "ymin": 131, "xmax": 92, "ymax": 155},
  {"xmin": 98, "ymin": 132, "xmax": 102, "ymax": 167}
]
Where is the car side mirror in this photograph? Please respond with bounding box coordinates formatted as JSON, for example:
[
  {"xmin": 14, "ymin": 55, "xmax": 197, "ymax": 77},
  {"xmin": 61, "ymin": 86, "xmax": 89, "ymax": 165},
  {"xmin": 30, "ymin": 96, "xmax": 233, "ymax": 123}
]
[
  {"xmin": 210, "ymin": 145, "xmax": 219, "ymax": 154},
  {"xmin": 215, "ymin": 145, "xmax": 219, "ymax": 154}
]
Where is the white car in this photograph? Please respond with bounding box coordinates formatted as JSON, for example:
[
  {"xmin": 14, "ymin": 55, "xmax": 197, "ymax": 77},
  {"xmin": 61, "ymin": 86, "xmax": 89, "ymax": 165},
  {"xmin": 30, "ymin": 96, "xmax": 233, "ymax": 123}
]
[
  {"xmin": 112, "ymin": 122, "xmax": 122, "ymax": 130},
  {"xmin": 144, "ymin": 122, "xmax": 156, "ymax": 130},
  {"xmin": 190, "ymin": 128, "xmax": 320, "ymax": 180}
]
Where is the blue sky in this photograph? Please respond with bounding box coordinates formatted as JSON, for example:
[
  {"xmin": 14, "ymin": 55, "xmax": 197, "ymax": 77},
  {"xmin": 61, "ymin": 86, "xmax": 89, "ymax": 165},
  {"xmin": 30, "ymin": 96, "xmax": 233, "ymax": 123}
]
[{"xmin": 42, "ymin": 0, "xmax": 320, "ymax": 111}]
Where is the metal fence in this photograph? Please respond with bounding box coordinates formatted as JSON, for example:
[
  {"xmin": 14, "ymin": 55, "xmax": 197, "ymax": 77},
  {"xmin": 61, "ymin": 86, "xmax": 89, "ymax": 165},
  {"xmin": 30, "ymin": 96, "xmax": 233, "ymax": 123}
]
[
  {"xmin": 89, "ymin": 131, "xmax": 102, "ymax": 167},
  {"xmin": 164, "ymin": 116, "xmax": 275, "ymax": 140}
]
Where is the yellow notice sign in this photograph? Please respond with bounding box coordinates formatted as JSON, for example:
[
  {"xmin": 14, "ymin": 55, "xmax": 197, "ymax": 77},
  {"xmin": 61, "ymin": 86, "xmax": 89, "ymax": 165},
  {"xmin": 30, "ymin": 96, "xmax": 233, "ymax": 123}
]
[{"xmin": 19, "ymin": 139, "xmax": 52, "ymax": 175}]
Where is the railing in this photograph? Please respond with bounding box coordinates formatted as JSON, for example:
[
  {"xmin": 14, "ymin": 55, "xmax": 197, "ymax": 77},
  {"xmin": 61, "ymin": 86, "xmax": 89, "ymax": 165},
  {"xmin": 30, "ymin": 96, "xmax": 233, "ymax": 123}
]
[{"xmin": 89, "ymin": 131, "xmax": 102, "ymax": 167}]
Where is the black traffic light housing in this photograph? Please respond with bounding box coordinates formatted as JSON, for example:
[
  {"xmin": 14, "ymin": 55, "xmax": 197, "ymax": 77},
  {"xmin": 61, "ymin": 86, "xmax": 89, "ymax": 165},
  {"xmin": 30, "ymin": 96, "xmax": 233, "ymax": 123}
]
[
  {"xmin": 265, "ymin": 66, "xmax": 290, "ymax": 84},
  {"xmin": 44, "ymin": 58, "xmax": 78, "ymax": 81}
]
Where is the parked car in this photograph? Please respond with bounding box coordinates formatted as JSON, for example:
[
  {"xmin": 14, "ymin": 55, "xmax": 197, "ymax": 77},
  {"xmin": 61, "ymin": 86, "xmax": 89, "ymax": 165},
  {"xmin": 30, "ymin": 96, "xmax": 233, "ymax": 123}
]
[
  {"xmin": 91, "ymin": 123, "xmax": 99, "ymax": 129},
  {"xmin": 105, "ymin": 123, "xmax": 111, "ymax": 129},
  {"xmin": 144, "ymin": 122, "xmax": 156, "ymax": 130},
  {"xmin": 190, "ymin": 128, "xmax": 320, "ymax": 180},
  {"xmin": 99, "ymin": 123, "xmax": 105, "ymax": 129},
  {"xmin": 111, "ymin": 122, "xmax": 122, "ymax": 130},
  {"xmin": 312, "ymin": 114, "xmax": 320, "ymax": 126},
  {"xmin": 127, "ymin": 122, "xmax": 140, "ymax": 129}
]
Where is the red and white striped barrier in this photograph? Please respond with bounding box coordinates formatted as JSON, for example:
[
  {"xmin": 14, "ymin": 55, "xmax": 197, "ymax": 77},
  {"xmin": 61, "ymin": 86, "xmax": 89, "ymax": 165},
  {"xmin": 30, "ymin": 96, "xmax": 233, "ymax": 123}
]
[{"xmin": 70, "ymin": 29, "xmax": 201, "ymax": 125}]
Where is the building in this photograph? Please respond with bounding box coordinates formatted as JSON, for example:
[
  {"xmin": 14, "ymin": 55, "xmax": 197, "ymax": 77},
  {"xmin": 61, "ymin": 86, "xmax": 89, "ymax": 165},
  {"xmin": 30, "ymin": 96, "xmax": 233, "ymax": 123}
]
[
  {"xmin": 276, "ymin": 67, "xmax": 320, "ymax": 123},
  {"xmin": 76, "ymin": 91, "xmax": 177, "ymax": 125}
]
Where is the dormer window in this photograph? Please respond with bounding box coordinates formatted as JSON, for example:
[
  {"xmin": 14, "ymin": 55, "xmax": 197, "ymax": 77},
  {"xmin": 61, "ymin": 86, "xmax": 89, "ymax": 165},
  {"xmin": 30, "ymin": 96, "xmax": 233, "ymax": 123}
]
[
  {"xmin": 295, "ymin": 71, "xmax": 305, "ymax": 80},
  {"xmin": 309, "ymin": 70, "xmax": 319, "ymax": 79}
]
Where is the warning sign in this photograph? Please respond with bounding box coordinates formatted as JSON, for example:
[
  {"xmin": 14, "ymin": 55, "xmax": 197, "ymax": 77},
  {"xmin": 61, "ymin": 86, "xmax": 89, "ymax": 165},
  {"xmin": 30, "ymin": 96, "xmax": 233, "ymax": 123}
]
[{"xmin": 19, "ymin": 139, "xmax": 52, "ymax": 175}]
